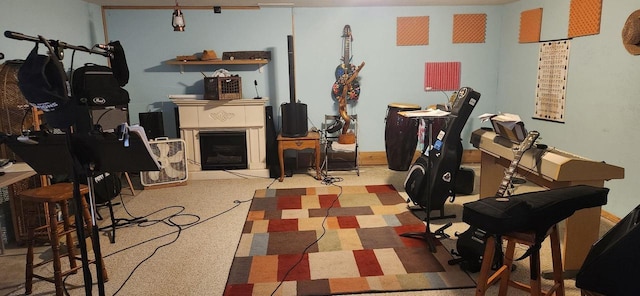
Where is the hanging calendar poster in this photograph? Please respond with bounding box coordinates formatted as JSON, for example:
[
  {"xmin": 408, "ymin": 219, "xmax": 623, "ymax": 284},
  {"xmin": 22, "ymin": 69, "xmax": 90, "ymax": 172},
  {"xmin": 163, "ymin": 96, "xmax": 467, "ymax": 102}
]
[{"xmin": 534, "ymin": 40, "xmax": 570, "ymax": 123}]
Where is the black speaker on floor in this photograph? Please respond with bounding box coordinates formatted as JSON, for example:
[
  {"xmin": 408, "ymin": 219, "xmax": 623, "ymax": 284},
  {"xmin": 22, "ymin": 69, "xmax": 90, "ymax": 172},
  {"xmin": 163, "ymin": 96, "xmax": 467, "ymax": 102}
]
[
  {"xmin": 576, "ymin": 204, "xmax": 640, "ymax": 296},
  {"xmin": 139, "ymin": 112, "xmax": 164, "ymax": 140},
  {"xmin": 265, "ymin": 106, "xmax": 280, "ymax": 178}
]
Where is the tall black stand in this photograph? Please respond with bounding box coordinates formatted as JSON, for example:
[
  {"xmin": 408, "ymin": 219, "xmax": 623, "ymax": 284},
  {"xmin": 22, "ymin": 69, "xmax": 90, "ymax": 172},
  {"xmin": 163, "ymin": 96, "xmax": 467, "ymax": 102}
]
[{"xmin": 5, "ymin": 131, "xmax": 159, "ymax": 295}]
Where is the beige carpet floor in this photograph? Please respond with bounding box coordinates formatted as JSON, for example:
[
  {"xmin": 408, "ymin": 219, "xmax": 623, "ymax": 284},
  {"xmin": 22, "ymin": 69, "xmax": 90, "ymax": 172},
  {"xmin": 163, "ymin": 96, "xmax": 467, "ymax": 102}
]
[{"xmin": 0, "ymin": 165, "xmax": 614, "ymax": 295}]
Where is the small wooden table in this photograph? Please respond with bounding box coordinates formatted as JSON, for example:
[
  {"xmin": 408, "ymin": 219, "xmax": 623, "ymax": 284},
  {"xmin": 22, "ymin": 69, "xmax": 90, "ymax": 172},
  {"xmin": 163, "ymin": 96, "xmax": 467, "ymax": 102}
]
[{"xmin": 277, "ymin": 132, "xmax": 321, "ymax": 182}]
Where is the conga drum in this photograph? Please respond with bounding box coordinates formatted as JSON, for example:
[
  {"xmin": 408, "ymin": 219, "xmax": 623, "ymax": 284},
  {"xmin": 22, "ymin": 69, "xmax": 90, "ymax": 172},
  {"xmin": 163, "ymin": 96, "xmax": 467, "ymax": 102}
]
[{"xmin": 385, "ymin": 103, "xmax": 421, "ymax": 171}]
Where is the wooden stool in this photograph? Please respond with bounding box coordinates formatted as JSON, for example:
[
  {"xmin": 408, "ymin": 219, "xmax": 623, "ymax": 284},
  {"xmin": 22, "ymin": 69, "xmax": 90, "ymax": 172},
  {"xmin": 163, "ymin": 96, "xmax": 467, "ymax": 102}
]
[
  {"xmin": 476, "ymin": 224, "xmax": 564, "ymax": 296},
  {"xmin": 20, "ymin": 182, "xmax": 108, "ymax": 296}
]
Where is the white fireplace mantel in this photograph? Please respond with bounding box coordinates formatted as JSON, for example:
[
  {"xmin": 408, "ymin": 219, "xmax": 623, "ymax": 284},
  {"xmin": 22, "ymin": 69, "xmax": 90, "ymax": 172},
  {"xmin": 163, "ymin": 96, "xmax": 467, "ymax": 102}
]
[{"xmin": 170, "ymin": 95, "xmax": 269, "ymax": 179}]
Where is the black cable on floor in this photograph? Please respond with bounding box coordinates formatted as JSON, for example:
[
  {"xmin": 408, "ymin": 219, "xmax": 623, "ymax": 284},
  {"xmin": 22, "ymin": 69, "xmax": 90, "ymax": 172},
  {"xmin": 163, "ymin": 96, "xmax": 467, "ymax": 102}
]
[
  {"xmin": 97, "ymin": 197, "xmax": 251, "ymax": 295},
  {"xmin": 270, "ymin": 182, "xmax": 343, "ymax": 296}
]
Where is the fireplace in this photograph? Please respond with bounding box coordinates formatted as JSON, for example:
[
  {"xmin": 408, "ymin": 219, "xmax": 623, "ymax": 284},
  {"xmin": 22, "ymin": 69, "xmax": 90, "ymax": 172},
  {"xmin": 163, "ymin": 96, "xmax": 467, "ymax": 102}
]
[
  {"xmin": 170, "ymin": 95, "xmax": 268, "ymax": 179},
  {"xmin": 200, "ymin": 131, "xmax": 247, "ymax": 170}
]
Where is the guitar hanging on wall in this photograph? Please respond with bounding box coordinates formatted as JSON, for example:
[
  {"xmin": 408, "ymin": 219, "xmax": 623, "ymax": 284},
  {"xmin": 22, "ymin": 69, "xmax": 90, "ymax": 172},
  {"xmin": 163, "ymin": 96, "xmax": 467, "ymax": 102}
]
[
  {"xmin": 331, "ymin": 25, "xmax": 364, "ymax": 144},
  {"xmin": 332, "ymin": 25, "xmax": 360, "ymax": 102}
]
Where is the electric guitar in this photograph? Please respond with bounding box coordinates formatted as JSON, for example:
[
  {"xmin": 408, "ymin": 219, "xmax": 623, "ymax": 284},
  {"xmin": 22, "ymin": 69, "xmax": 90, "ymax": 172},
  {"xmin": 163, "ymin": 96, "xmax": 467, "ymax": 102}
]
[
  {"xmin": 332, "ymin": 25, "xmax": 360, "ymax": 102},
  {"xmin": 449, "ymin": 130, "xmax": 540, "ymax": 272}
]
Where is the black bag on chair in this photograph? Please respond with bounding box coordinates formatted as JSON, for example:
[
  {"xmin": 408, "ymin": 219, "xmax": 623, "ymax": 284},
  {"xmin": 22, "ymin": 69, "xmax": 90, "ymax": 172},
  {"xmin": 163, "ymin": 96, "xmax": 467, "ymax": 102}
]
[
  {"xmin": 92, "ymin": 172, "xmax": 122, "ymax": 204},
  {"xmin": 72, "ymin": 63, "xmax": 130, "ymax": 106}
]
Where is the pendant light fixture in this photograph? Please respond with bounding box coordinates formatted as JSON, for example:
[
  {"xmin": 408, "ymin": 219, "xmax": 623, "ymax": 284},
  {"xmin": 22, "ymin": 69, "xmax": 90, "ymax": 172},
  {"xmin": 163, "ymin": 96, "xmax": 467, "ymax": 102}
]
[{"xmin": 172, "ymin": 1, "xmax": 185, "ymax": 32}]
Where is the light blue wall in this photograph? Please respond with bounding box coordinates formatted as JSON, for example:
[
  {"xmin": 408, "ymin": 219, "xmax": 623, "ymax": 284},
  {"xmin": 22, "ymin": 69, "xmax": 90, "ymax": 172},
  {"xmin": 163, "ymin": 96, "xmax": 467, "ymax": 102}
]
[
  {"xmin": 0, "ymin": 0, "xmax": 107, "ymax": 72},
  {"xmin": 293, "ymin": 6, "xmax": 502, "ymax": 152},
  {"xmin": 2, "ymin": 0, "xmax": 639, "ymax": 218},
  {"xmin": 497, "ymin": 0, "xmax": 640, "ymax": 217},
  {"xmin": 103, "ymin": 8, "xmax": 292, "ymax": 129},
  {"xmin": 103, "ymin": 6, "xmax": 503, "ymax": 152}
]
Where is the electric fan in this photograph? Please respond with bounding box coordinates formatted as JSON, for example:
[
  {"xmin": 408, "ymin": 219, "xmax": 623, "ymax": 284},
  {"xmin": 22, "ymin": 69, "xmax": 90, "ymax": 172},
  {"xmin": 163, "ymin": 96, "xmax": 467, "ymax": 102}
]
[{"xmin": 141, "ymin": 138, "xmax": 188, "ymax": 187}]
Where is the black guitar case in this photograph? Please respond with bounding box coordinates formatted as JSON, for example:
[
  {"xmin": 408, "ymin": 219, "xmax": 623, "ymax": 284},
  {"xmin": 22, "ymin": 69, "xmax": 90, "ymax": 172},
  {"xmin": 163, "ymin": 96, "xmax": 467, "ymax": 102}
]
[
  {"xmin": 404, "ymin": 87, "xmax": 481, "ymax": 210},
  {"xmin": 450, "ymin": 185, "xmax": 609, "ymax": 272},
  {"xmin": 463, "ymin": 185, "xmax": 609, "ymax": 262}
]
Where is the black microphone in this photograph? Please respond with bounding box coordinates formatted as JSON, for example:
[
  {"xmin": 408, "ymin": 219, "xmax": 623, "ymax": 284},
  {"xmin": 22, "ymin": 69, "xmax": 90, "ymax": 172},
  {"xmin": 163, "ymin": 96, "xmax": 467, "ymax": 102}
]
[{"xmin": 254, "ymin": 80, "xmax": 262, "ymax": 99}]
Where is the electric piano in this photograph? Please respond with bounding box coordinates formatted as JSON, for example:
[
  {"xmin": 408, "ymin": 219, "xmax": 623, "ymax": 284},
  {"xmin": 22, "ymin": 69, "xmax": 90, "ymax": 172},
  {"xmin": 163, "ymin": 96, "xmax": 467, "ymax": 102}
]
[{"xmin": 471, "ymin": 128, "xmax": 624, "ymax": 276}]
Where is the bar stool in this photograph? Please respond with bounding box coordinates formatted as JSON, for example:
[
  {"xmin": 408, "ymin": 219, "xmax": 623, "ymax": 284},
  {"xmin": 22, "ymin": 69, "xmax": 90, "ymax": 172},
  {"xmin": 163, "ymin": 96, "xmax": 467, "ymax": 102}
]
[
  {"xmin": 19, "ymin": 182, "xmax": 108, "ymax": 296},
  {"xmin": 476, "ymin": 224, "xmax": 564, "ymax": 296}
]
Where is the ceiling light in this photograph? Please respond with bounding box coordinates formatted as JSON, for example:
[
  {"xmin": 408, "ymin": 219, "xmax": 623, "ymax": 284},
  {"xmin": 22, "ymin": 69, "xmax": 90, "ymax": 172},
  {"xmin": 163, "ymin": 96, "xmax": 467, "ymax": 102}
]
[{"xmin": 172, "ymin": 1, "xmax": 185, "ymax": 32}]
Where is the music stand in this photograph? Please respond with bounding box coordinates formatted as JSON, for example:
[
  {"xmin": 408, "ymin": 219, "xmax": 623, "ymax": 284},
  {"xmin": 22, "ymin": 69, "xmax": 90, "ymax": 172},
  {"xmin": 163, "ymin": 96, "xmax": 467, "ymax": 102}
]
[{"xmin": 5, "ymin": 131, "xmax": 159, "ymax": 295}]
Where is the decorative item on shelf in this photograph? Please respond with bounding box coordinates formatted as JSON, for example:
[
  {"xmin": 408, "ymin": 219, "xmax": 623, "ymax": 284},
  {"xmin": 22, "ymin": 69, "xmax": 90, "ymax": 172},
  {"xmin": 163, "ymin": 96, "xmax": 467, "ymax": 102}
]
[
  {"xmin": 176, "ymin": 54, "xmax": 197, "ymax": 62},
  {"xmin": 331, "ymin": 25, "xmax": 364, "ymax": 144},
  {"xmin": 204, "ymin": 69, "xmax": 242, "ymax": 100},
  {"xmin": 172, "ymin": 1, "xmax": 185, "ymax": 32},
  {"xmin": 222, "ymin": 51, "xmax": 271, "ymax": 61},
  {"xmin": 201, "ymin": 50, "xmax": 219, "ymax": 61}
]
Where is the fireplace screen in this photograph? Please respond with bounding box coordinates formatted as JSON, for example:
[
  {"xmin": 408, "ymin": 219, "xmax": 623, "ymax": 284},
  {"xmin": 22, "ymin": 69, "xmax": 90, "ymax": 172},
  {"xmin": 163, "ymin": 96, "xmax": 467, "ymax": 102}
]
[{"xmin": 199, "ymin": 131, "xmax": 248, "ymax": 170}]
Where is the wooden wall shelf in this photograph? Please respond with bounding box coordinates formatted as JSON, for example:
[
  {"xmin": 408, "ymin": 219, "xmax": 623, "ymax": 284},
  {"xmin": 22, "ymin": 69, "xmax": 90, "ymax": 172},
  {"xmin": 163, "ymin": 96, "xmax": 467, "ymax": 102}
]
[
  {"xmin": 167, "ymin": 59, "xmax": 269, "ymax": 66},
  {"xmin": 167, "ymin": 59, "xmax": 269, "ymax": 73}
]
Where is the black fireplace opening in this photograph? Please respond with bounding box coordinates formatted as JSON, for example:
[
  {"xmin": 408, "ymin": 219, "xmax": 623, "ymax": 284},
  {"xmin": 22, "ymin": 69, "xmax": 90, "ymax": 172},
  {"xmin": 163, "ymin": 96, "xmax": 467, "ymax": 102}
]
[{"xmin": 199, "ymin": 131, "xmax": 248, "ymax": 170}]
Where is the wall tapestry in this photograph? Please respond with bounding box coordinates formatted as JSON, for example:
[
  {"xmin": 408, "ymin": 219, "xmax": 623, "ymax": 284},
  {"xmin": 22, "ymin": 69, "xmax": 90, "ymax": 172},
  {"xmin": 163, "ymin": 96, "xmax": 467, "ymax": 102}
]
[{"xmin": 534, "ymin": 40, "xmax": 570, "ymax": 123}]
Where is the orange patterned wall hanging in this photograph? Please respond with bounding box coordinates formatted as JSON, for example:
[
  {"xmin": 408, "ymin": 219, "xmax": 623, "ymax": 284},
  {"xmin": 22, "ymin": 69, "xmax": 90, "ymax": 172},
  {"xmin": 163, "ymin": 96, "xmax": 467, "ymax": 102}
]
[
  {"xmin": 568, "ymin": 0, "xmax": 602, "ymax": 38},
  {"xmin": 397, "ymin": 16, "xmax": 429, "ymax": 46},
  {"xmin": 452, "ymin": 14, "xmax": 486, "ymax": 43},
  {"xmin": 424, "ymin": 62, "xmax": 461, "ymax": 91},
  {"xmin": 519, "ymin": 8, "xmax": 543, "ymax": 43}
]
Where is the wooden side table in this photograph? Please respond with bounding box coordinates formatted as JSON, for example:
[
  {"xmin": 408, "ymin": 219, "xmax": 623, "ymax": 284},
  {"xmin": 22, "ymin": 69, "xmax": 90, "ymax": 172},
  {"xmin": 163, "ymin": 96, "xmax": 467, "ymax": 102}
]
[{"xmin": 277, "ymin": 132, "xmax": 321, "ymax": 182}]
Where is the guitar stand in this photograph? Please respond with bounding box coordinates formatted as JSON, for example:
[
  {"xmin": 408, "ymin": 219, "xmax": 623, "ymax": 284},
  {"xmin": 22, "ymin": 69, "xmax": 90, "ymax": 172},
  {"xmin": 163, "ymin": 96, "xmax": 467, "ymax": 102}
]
[
  {"xmin": 400, "ymin": 117, "xmax": 443, "ymax": 253},
  {"xmin": 434, "ymin": 222, "xmax": 453, "ymax": 239},
  {"xmin": 407, "ymin": 204, "xmax": 456, "ymax": 220}
]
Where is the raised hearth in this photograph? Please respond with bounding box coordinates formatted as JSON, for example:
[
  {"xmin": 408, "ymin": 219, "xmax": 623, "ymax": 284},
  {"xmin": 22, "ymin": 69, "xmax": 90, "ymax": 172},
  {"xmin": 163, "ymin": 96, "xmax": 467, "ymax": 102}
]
[{"xmin": 170, "ymin": 95, "xmax": 269, "ymax": 179}]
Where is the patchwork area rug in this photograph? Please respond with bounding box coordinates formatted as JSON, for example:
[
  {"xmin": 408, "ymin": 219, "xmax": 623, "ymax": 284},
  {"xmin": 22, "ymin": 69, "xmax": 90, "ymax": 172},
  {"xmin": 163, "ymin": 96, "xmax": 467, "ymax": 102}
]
[{"xmin": 224, "ymin": 185, "xmax": 476, "ymax": 295}]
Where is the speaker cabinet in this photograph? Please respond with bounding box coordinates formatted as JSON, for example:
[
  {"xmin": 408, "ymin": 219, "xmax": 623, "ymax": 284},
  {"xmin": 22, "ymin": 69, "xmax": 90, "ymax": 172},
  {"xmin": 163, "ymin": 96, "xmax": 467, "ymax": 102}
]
[
  {"xmin": 265, "ymin": 106, "xmax": 280, "ymax": 178},
  {"xmin": 281, "ymin": 103, "xmax": 308, "ymax": 138},
  {"xmin": 576, "ymin": 204, "xmax": 640, "ymax": 296},
  {"xmin": 455, "ymin": 167, "xmax": 475, "ymax": 195},
  {"xmin": 139, "ymin": 112, "xmax": 165, "ymax": 140}
]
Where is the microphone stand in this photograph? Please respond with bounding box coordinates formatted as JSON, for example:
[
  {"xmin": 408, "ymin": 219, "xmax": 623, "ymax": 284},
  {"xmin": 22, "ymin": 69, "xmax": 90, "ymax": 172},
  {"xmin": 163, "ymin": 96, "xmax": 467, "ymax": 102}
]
[
  {"xmin": 4, "ymin": 30, "xmax": 110, "ymax": 58},
  {"xmin": 4, "ymin": 30, "xmax": 107, "ymax": 296}
]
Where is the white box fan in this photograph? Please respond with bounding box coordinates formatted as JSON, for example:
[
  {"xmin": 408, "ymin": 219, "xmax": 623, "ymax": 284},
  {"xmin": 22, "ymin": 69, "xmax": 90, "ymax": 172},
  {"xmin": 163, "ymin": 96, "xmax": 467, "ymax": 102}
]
[{"xmin": 141, "ymin": 138, "xmax": 188, "ymax": 187}]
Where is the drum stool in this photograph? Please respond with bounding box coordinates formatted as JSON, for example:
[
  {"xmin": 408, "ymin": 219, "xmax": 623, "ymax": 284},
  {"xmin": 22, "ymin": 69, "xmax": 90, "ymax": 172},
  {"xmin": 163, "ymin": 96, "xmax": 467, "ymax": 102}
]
[
  {"xmin": 19, "ymin": 182, "xmax": 108, "ymax": 296},
  {"xmin": 475, "ymin": 224, "xmax": 564, "ymax": 296}
]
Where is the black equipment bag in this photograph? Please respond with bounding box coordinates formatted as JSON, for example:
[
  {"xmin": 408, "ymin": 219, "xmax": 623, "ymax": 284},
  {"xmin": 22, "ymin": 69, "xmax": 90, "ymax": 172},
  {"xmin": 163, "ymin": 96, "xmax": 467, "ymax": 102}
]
[
  {"xmin": 72, "ymin": 63, "xmax": 130, "ymax": 106},
  {"xmin": 450, "ymin": 185, "xmax": 608, "ymax": 272},
  {"xmin": 450, "ymin": 226, "xmax": 502, "ymax": 273},
  {"xmin": 463, "ymin": 185, "xmax": 609, "ymax": 237},
  {"xmin": 404, "ymin": 154, "xmax": 429, "ymax": 201},
  {"xmin": 91, "ymin": 172, "xmax": 122, "ymax": 204},
  {"xmin": 462, "ymin": 185, "xmax": 609, "ymax": 260}
]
